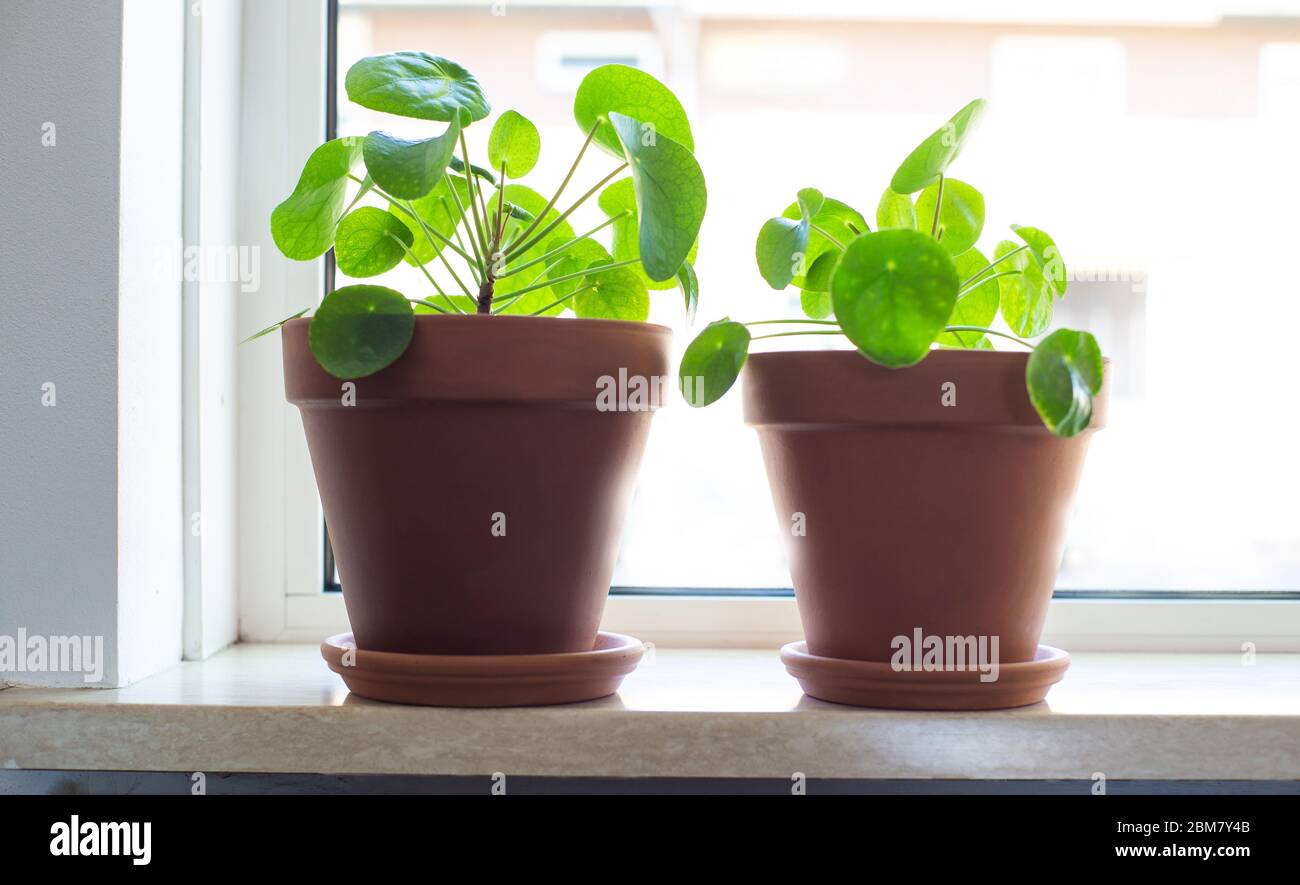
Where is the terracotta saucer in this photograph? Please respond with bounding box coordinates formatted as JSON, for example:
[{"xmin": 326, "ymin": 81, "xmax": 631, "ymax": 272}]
[
  {"xmin": 321, "ymin": 631, "xmax": 645, "ymax": 707},
  {"xmin": 780, "ymin": 642, "xmax": 1070, "ymax": 710}
]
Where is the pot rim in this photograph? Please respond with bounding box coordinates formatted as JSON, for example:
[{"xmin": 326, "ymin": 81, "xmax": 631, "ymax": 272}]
[
  {"xmin": 746, "ymin": 348, "xmax": 1113, "ymax": 369},
  {"xmin": 322, "ymin": 631, "xmax": 643, "ymax": 675},
  {"xmin": 742, "ymin": 346, "xmax": 1111, "ymax": 430},
  {"xmin": 284, "ymin": 312, "xmax": 673, "ymax": 339},
  {"xmin": 283, "ymin": 309, "xmax": 674, "ymax": 407}
]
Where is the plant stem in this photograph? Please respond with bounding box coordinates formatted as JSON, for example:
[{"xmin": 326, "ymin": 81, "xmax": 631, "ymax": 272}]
[
  {"xmin": 400, "ymin": 199, "xmax": 475, "ymax": 299},
  {"xmin": 957, "ymin": 269, "xmax": 1020, "ymax": 295},
  {"xmin": 439, "ymin": 192, "xmax": 480, "ymax": 286},
  {"xmin": 389, "ymin": 234, "xmax": 465, "ymax": 315},
  {"xmin": 504, "ymin": 257, "xmax": 641, "ymax": 300},
  {"xmin": 507, "ymin": 119, "xmax": 601, "ymax": 252},
  {"xmin": 458, "ymin": 131, "xmax": 492, "ymax": 261},
  {"xmin": 930, "ymin": 173, "xmax": 945, "ymax": 238},
  {"xmin": 476, "ymin": 276, "xmax": 494, "ymax": 314},
  {"xmin": 525, "ymin": 283, "xmax": 596, "ymax": 317},
  {"xmin": 961, "ymin": 245, "xmax": 1029, "ymax": 287},
  {"xmin": 750, "ymin": 330, "xmax": 846, "ymax": 341},
  {"xmin": 497, "ymin": 211, "xmax": 628, "ymax": 279},
  {"xmin": 343, "ymin": 176, "xmax": 373, "ymax": 215},
  {"xmin": 809, "ymin": 224, "xmax": 846, "ymax": 251},
  {"xmin": 475, "ymin": 169, "xmax": 494, "ymax": 247},
  {"xmin": 408, "ymin": 298, "xmax": 448, "ymax": 314},
  {"xmin": 494, "ymin": 162, "xmax": 508, "ymax": 245},
  {"xmin": 743, "ymin": 318, "xmax": 839, "ymax": 327},
  {"xmin": 440, "ymin": 175, "xmax": 486, "ymax": 284},
  {"xmin": 490, "ymin": 254, "xmax": 579, "ymax": 314},
  {"xmin": 942, "ymin": 325, "xmax": 1035, "ymax": 348},
  {"xmin": 504, "ymin": 162, "xmax": 628, "ymax": 262},
  {"xmin": 348, "ymin": 176, "xmax": 474, "ymax": 265},
  {"xmin": 406, "ymin": 205, "xmax": 472, "ymax": 269}
]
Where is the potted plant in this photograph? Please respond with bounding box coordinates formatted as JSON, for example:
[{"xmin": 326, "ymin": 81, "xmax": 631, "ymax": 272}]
[
  {"xmin": 248, "ymin": 53, "xmax": 705, "ymax": 703},
  {"xmin": 678, "ymin": 99, "xmax": 1107, "ymax": 709}
]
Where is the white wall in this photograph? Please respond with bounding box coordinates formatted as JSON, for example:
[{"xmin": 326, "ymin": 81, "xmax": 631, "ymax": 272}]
[{"xmin": 0, "ymin": 0, "xmax": 185, "ymax": 687}]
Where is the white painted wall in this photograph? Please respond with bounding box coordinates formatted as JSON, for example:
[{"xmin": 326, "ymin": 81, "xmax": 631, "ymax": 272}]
[{"xmin": 0, "ymin": 0, "xmax": 186, "ymax": 687}]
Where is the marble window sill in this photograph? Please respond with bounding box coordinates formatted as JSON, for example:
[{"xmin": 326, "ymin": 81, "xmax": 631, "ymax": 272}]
[{"xmin": 1, "ymin": 645, "xmax": 1297, "ymax": 781}]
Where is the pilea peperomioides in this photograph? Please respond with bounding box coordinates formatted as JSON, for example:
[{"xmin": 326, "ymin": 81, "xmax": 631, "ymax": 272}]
[
  {"xmin": 678, "ymin": 99, "xmax": 1102, "ymax": 437},
  {"xmin": 250, "ymin": 53, "xmax": 706, "ymax": 378}
]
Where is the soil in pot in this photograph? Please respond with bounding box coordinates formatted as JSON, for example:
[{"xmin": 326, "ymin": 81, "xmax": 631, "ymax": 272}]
[
  {"xmin": 284, "ymin": 314, "xmax": 670, "ymax": 656},
  {"xmin": 744, "ymin": 348, "xmax": 1109, "ymax": 666}
]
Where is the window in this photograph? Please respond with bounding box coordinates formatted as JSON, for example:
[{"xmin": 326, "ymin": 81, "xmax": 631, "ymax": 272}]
[{"xmin": 238, "ymin": 1, "xmax": 1300, "ymax": 647}]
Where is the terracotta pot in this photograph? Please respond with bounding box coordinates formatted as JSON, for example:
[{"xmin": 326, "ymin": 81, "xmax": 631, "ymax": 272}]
[
  {"xmin": 283, "ymin": 314, "xmax": 670, "ymax": 656},
  {"xmin": 744, "ymin": 349, "xmax": 1109, "ymax": 664}
]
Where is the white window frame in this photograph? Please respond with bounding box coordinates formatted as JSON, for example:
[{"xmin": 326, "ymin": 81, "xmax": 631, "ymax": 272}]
[
  {"xmin": 235, "ymin": 1, "xmax": 1300, "ymax": 652},
  {"xmin": 237, "ymin": 0, "xmax": 331, "ymax": 640}
]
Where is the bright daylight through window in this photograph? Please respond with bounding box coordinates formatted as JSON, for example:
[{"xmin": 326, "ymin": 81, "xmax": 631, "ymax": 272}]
[{"xmin": 333, "ymin": 1, "xmax": 1300, "ymax": 595}]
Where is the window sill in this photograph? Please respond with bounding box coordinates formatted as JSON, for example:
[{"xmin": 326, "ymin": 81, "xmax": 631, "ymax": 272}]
[{"xmin": 2, "ymin": 644, "xmax": 1298, "ymax": 781}]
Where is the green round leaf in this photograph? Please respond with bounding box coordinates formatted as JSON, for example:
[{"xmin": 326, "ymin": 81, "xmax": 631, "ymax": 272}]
[
  {"xmin": 831, "ymin": 229, "xmax": 959, "ymax": 368},
  {"xmin": 574, "ymin": 64, "xmax": 694, "ymax": 159},
  {"xmin": 1012, "ymin": 224, "xmax": 1068, "ymax": 297},
  {"xmin": 545, "ymin": 237, "xmax": 613, "ymax": 300},
  {"xmin": 801, "ymin": 288, "xmax": 833, "ymax": 320},
  {"xmin": 598, "ymin": 177, "xmax": 696, "ymax": 291},
  {"xmin": 890, "ymin": 99, "xmax": 987, "ymax": 194},
  {"xmin": 937, "ymin": 248, "xmax": 999, "ymax": 348},
  {"xmin": 271, "ymin": 137, "xmax": 363, "ymax": 260},
  {"xmin": 488, "ymin": 110, "xmax": 541, "ymax": 178},
  {"xmin": 802, "ymin": 247, "xmax": 842, "ymax": 318},
  {"xmin": 545, "ymin": 237, "xmax": 613, "ymax": 299},
  {"xmin": 390, "ymin": 174, "xmax": 471, "ymax": 267},
  {"xmin": 308, "ymin": 285, "xmax": 415, "ymax": 379},
  {"xmin": 362, "ymin": 120, "xmax": 460, "ymax": 200},
  {"xmin": 574, "ymin": 261, "xmax": 649, "ymax": 321},
  {"xmin": 520, "ymin": 237, "xmax": 612, "ymax": 317},
  {"xmin": 756, "ymin": 220, "xmax": 806, "ymax": 291},
  {"xmin": 335, "ymin": 207, "xmax": 415, "ymax": 278},
  {"xmin": 756, "ymin": 187, "xmax": 824, "ymax": 290},
  {"xmin": 345, "ymin": 52, "xmax": 490, "ymax": 124},
  {"xmin": 915, "ymin": 178, "xmax": 984, "ymax": 255},
  {"xmin": 607, "ymin": 112, "xmax": 706, "ymax": 281},
  {"xmin": 676, "ymin": 260, "xmax": 699, "ymax": 325},
  {"xmin": 802, "ymin": 249, "xmax": 839, "ymax": 293},
  {"xmin": 796, "ymin": 187, "xmax": 825, "ymax": 219},
  {"xmin": 996, "ymin": 239, "xmax": 1053, "ymax": 337},
  {"xmin": 780, "ymin": 196, "xmax": 867, "ymax": 291},
  {"xmin": 679, "ymin": 319, "xmax": 750, "ymax": 407},
  {"xmin": 876, "ymin": 188, "xmax": 916, "ymax": 231},
  {"xmin": 1026, "ymin": 329, "xmax": 1103, "ymax": 437}
]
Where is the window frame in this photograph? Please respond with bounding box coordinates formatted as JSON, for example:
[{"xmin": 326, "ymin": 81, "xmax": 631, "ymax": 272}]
[{"xmin": 236, "ymin": 0, "xmax": 1300, "ymax": 651}]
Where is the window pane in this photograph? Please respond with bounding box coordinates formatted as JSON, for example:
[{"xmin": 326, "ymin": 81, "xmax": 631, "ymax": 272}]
[{"xmin": 335, "ymin": 2, "xmax": 1300, "ymax": 592}]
